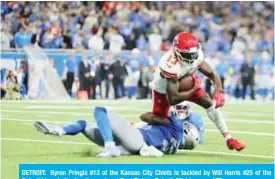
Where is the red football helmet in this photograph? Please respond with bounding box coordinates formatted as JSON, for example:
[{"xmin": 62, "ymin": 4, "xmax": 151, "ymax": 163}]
[{"xmin": 173, "ymin": 32, "xmax": 200, "ymax": 64}]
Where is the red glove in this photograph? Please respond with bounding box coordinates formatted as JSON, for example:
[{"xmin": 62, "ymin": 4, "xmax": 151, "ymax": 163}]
[
  {"xmin": 213, "ymin": 90, "xmax": 225, "ymax": 108},
  {"xmin": 193, "ymin": 74, "xmax": 201, "ymax": 89}
]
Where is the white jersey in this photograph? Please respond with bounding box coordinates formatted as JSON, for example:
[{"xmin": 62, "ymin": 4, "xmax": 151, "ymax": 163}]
[{"xmin": 152, "ymin": 49, "xmax": 204, "ymax": 94}]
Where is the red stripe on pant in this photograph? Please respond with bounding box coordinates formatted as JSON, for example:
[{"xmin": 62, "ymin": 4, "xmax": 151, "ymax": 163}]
[{"xmin": 152, "ymin": 90, "xmax": 170, "ymax": 117}]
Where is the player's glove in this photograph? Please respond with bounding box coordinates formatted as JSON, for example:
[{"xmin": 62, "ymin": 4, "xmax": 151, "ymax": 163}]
[{"xmin": 213, "ymin": 90, "xmax": 225, "ymax": 108}]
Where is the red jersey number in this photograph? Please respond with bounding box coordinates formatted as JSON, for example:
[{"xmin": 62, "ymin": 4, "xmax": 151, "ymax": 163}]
[{"xmin": 167, "ymin": 55, "xmax": 178, "ymax": 66}]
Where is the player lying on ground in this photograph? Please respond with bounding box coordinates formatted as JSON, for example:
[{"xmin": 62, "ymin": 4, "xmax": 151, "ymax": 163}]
[
  {"xmin": 33, "ymin": 102, "xmax": 204, "ymax": 157},
  {"xmin": 152, "ymin": 32, "xmax": 245, "ymax": 151},
  {"xmin": 134, "ymin": 101, "xmax": 204, "ymax": 145}
]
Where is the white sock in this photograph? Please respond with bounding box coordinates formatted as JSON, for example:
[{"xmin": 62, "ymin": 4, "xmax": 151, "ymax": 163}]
[
  {"xmin": 206, "ymin": 104, "xmax": 231, "ymax": 141},
  {"xmin": 58, "ymin": 127, "xmax": 66, "ymax": 135},
  {"xmin": 104, "ymin": 141, "xmax": 115, "ymax": 148},
  {"xmin": 50, "ymin": 125, "xmax": 65, "ymax": 135}
]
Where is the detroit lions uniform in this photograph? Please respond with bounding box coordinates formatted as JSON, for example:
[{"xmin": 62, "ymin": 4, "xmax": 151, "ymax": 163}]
[
  {"xmin": 139, "ymin": 115, "xmax": 184, "ymax": 154},
  {"xmin": 33, "ymin": 106, "xmax": 204, "ymax": 156},
  {"xmin": 88, "ymin": 108, "xmax": 185, "ymax": 155},
  {"xmin": 152, "ymin": 49, "xmax": 205, "ymax": 117}
]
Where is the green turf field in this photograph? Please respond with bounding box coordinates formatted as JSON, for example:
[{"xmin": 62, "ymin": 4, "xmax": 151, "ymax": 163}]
[{"xmin": 1, "ymin": 100, "xmax": 274, "ymax": 179}]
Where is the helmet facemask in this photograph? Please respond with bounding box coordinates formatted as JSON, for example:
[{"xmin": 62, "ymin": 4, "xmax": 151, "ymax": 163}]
[
  {"xmin": 172, "ymin": 102, "xmax": 191, "ymax": 120},
  {"xmin": 174, "ymin": 48, "xmax": 198, "ymax": 65}
]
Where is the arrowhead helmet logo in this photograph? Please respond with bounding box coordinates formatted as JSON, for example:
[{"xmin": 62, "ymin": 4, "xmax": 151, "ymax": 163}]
[{"xmin": 173, "ymin": 35, "xmax": 179, "ymax": 45}]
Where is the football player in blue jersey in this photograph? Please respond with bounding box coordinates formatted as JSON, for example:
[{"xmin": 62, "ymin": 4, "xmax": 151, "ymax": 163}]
[
  {"xmin": 33, "ymin": 102, "xmax": 204, "ymax": 157},
  {"xmin": 171, "ymin": 101, "xmax": 204, "ymax": 145}
]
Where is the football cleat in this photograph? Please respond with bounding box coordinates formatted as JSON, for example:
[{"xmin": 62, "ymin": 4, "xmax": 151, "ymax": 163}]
[
  {"xmin": 139, "ymin": 143, "xmax": 163, "ymax": 157},
  {"xmin": 33, "ymin": 121, "xmax": 63, "ymax": 137},
  {"xmin": 226, "ymin": 138, "xmax": 245, "ymax": 151},
  {"xmin": 97, "ymin": 145, "xmax": 121, "ymax": 158}
]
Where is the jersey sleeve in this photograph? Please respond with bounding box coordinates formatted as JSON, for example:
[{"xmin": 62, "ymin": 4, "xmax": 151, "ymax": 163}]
[{"xmin": 159, "ymin": 53, "xmax": 182, "ymax": 79}]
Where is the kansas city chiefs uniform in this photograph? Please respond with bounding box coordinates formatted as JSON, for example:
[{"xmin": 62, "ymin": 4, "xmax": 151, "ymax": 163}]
[
  {"xmin": 152, "ymin": 49, "xmax": 204, "ymax": 93},
  {"xmin": 150, "ymin": 31, "xmax": 246, "ymax": 152},
  {"xmin": 151, "ymin": 48, "xmax": 205, "ymax": 117}
]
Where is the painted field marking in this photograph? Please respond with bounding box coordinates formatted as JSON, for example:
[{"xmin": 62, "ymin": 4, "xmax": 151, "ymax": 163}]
[
  {"xmin": 1, "ymin": 117, "xmax": 273, "ymax": 137},
  {"xmin": 1, "ymin": 99, "xmax": 273, "ymax": 105},
  {"xmin": 1, "ymin": 116, "xmax": 273, "ymax": 128},
  {"xmin": 1, "ymin": 109, "xmax": 273, "ymax": 124},
  {"xmin": 1, "ymin": 137, "xmax": 273, "ymax": 159},
  {"xmin": 22, "ymin": 105, "xmax": 273, "ymax": 117},
  {"xmin": 205, "ymin": 129, "xmax": 274, "ymax": 137}
]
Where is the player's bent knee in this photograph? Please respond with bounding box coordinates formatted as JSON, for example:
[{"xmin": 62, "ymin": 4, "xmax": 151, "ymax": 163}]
[
  {"xmin": 76, "ymin": 120, "xmax": 87, "ymax": 129},
  {"xmin": 93, "ymin": 106, "xmax": 107, "ymax": 116}
]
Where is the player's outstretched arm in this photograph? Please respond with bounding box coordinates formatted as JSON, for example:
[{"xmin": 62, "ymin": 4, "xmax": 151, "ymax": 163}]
[
  {"xmin": 166, "ymin": 78, "xmax": 199, "ymax": 105},
  {"xmin": 140, "ymin": 112, "xmax": 170, "ymax": 125}
]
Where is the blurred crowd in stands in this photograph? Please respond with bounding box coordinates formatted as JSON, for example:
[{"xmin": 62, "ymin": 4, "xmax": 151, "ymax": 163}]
[
  {"xmin": 0, "ymin": 1, "xmax": 274, "ymax": 100},
  {"xmin": 1, "ymin": 1, "xmax": 274, "ymax": 53}
]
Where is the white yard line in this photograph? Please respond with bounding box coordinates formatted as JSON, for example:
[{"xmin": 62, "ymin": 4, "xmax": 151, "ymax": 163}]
[
  {"xmin": 22, "ymin": 123, "xmax": 35, "ymax": 125},
  {"xmin": 35, "ymin": 114, "xmax": 52, "ymax": 118},
  {"xmin": 1, "ymin": 109, "xmax": 92, "ymax": 116},
  {"xmin": 1, "ymin": 118, "xmax": 70, "ymax": 124},
  {"xmin": 1, "ymin": 116, "xmax": 273, "ymax": 127},
  {"xmin": 1, "ymin": 117, "xmax": 274, "ymax": 137},
  {"xmin": 0, "ymin": 115, "xmax": 11, "ymax": 118},
  {"xmin": 180, "ymin": 150, "xmax": 274, "ymax": 159},
  {"xmin": 1, "ymin": 109, "xmax": 273, "ymax": 124},
  {"xmin": 24, "ymin": 105, "xmax": 273, "ymax": 117},
  {"xmin": 1, "ymin": 99, "xmax": 273, "ymax": 104},
  {"xmin": 0, "ymin": 100, "xmax": 152, "ymax": 105},
  {"xmin": 21, "ymin": 120, "xmax": 274, "ymax": 127},
  {"xmin": 205, "ymin": 129, "xmax": 274, "ymax": 137},
  {"xmin": 2, "ymin": 104, "xmax": 274, "ymax": 117},
  {"xmin": 1, "ymin": 137, "xmax": 95, "ymax": 145},
  {"xmin": 1, "ymin": 137, "xmax": 273, "ymax": 159},
  {"xmin": 25, "ymin": 105, "xmax": 145, "ymax": 112},
  {"xmin": 218, "ymin": 119, "xmax": 274, "ymax": 124}
]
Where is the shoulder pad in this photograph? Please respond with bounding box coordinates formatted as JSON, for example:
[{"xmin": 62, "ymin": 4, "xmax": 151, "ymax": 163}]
[{"xmin": 159, "ymin": 51, "xmax": 181, "ymax": 78}]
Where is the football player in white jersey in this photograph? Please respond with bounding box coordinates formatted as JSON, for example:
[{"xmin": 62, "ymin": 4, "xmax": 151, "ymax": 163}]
[{"xmin": 151, "ymin": 32, "xmax": 245, "ymax": 151}]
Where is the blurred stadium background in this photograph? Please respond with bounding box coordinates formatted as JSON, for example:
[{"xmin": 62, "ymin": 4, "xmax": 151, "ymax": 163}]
[
  {"xmin": 0, "ymin": 1, "xmax": 274, "ymax": 100},
  {"xmin": 0, "ymin": 2, "xmax": 274, "ymax": 178}
]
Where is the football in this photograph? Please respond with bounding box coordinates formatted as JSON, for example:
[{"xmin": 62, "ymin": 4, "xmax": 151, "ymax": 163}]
[{"xmin": 179, "ymin": 75, "xmax": 194, "ymax": 92}]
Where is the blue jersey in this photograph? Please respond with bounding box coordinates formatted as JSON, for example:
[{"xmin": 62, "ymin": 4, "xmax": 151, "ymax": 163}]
[{"xmin": 139, "ymin": 116, "xmax": 183, "ymax": 154}]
